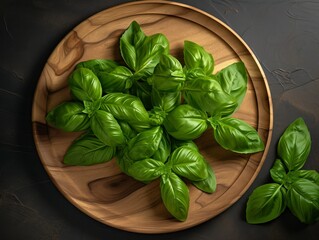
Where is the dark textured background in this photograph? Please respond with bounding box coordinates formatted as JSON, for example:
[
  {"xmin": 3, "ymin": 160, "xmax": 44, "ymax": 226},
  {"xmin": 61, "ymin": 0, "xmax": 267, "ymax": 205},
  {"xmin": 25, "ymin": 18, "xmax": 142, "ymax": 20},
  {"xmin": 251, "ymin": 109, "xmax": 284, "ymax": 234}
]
[{"xmin": 0, "ymin": 0, "xmax": 318, "ymax": 239}]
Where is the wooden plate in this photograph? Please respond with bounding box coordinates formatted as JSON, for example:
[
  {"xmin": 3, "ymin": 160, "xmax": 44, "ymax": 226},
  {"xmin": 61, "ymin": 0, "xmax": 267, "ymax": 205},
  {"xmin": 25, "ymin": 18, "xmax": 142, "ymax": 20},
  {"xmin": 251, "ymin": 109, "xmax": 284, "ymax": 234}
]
[{"xmin": 32, "ymin": 0, "xmax": 273, "ymax": 234}]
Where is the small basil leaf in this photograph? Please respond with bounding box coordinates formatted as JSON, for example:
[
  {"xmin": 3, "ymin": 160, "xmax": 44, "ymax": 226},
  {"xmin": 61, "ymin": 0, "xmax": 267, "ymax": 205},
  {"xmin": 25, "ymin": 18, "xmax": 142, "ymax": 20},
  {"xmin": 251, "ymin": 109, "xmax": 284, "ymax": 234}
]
[
  {"xmin": 149, "ymin": 107, "xmax": 167, "ymax": 126},
  {"xmin": 164, "ymin": 104, "xmax": 208, "ymax": 140},
  {"xmin": 215, "ymin": 62, "xmax": 247, "ymax": 106},
  {"xmin": 151, "ymin": 87, "xmax": 181, "ymax": 113},
  {"xmin": 287, "ymin": 179, "xmax": 319, "ymax": 224},
  {"xmin": 278, "ymin": 117, "xmax": 311, "ymax": 171},
  {"xmin": 68, "ymin": 68, "xmax": 102, "ymax": 101},
  {"xmin": 128, "ymin": 158, "xmax": 166, "ymax": 182},
  {"xmin": 127, "ymin": 126, "xmax": 163, "ymax": 161},
  {"xmin": 90, "ymin": 110, "xmax": 125, "ymax": 146},
  {"xmin": 270, "ymin": 159, "xmax": 287, "ymax": 184},
  {"xmin": 75, "ymin": 59, "xmax": 119, "ymax": 75},
  {"xmin": 97, "ymin": 66, "xmax": 133, "ymax": 93},
  {"xmin": 246, "ymin": 183, "xmax": 286, "ymax": 224},
  {"xmin": 148, "ymin": 54, "xmax": 185, "ymax": 92},
  {"xmin": 170, "ymin": 146, "xmax": 208, "ymax": 181},
  {"xmin": 211, "ymin": 117, "xmax": 264, "ymax": 154},
  {"xmin": 160, "ymin": 172, "xmax": 190, "ymax": 221},
  {"xmin": 192, "ymin": 160, "xmax": 217, "ymax": 193},
  {"xmin": 288, "ymin": 170, "xmax": 319, "ymax": 186},
  {"xmin": 151, "ymin": 131, "xmax": 171, "ymax": 163},
  {"xmin": 100, "ymin": 93, "xmax": 149, "ymax": 123},
  {"xmin": 184, "ymin": 40, "xmax": 214, "ymax": 75},
  {"xmin": 64, "ymin": 133, "xmax": 116, "ymax": 166},
  {"xmin": 82, "ymin": 99, "xmax": 101, "ymax": 118},
  {"xmin": 183, "ymin": 78, "xmax": 238, "ymax": 117},
  {"xmin": 46, "ymin": 102, "xmax": 90, "ymax": 132}
]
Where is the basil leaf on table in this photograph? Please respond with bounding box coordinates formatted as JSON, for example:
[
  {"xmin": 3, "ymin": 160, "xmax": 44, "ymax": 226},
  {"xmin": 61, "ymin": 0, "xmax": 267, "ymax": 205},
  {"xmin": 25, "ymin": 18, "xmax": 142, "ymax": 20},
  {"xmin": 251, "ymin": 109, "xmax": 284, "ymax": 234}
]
[
  {"xmin": 76, "ymin": 59, "xmax": 119, "ymax": 75},
  {"xmin": 160, "ymin": 172, "xmax": 190, "ymax": 221},
  {"xmin": 246, "ymin": 183, "xmax": 287, "ymax": 224},
  {"xmin": 215, "ymin": 62, "xmax": 247, "ymax": 106},
  {"xmin": 286, "ymin": 179, "xmax": 319, "ymax": 224},
  {"xmin": 151, "ymin": 87, "xmax": 181, "ymax": 113},
  {"xmin": 270, "ymin": 159, "xmax": 287, "ymax": 184},
  {"xmin": 64, "ymin": 133, "xmax": 116, "ymax": 166},
  {"xmin": 128, "ymin": 158, "xmax": 166, "ymax": 182},
  {"xmin": 46, "ymin": 102, "xmax": 90, "ymax": 132},
  {"xmin": 183, "ymin": 78, "xmax": 238, "ymax": 117},
  {"xmin": 210, "ymin": 117, "xmax": 264, "ymax": 154},
  {"xmin": 288, "ymin": 170, "xmax": 319, "ymax": 186},
  {"xmin": 184, "ymin": 40, "xmax": 214, "ymax": 75},
  {"xmin": 148, "ymin": 54, "xmax": 185, "ymax": 92},
  {"xmin": 169, "ymin": 146, "xmax": 208, "ymax": 181},
  {"xmin": 277, "ymin": 117, "xmax": 311, "ymax": 171},
  {"xmin": 164, "ymin": 104, "xmax": 208, "ymax": 140},
  {"xmin": 151, "ymin": 131, "xmax": 171, "ymax": 163},
  {"xmin": 68, "ymin": 67, "xmax": 102, "ymax": 101},
  {"xmin": 90, "ymin": 110, "xmax": 125, "ymax": 146},
  {"xmin": 127, "ymin": 126, "xmax": 163, "ymax": 161},
  {"xmin": 97, "ymin": 66, "xmax": 133, "ymax": 93},
  {"xmin": 192, "ymin": 160, "xmax": 217, "ymax": 193}
]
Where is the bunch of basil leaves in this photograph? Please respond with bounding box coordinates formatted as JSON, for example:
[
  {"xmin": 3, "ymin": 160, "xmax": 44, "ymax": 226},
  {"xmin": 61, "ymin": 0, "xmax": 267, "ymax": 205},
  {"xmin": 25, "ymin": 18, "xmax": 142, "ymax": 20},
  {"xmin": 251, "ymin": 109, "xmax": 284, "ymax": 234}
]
[
  {"xmin": 246, "ymin": 118, "xmax": 319, "ymax": 224},
  {"xmin": 46, "ymin": 21, "xmax": 265, "ymax": 221}
]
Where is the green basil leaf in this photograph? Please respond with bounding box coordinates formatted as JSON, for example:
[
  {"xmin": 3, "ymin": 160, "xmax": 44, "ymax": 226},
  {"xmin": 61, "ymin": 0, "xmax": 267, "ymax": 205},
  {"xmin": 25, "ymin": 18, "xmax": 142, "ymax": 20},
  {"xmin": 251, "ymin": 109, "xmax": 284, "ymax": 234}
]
[
  {"xmin": 148, "ymin": 54, "xmax": 185, "ymax": 92},
  {"xmin": 164, "ymin": 104, "xmax": 208, "ymax": 140},
  {"xmin": 171, "ymin": 139, "xmax": 199, "ymax": 151},
  {"xmin": 127, "ymin": 126, "xmax": 163, "ymax": 161},
  {"xmin": 183, "ymin": 78, "xmax": 238, "ymax": 117},
  {"xmin": 287, "ymin": 170, "xmax": 319, "ymax": 186},
  {"xmin": 82, "ymin": 99, "xmax": 101, "ymax": 118},
  {"xmin": 116, "ymin": 148, "xmax": 133, "ymax": 176},
  {"xmin": 287, "ymin": 179, "xmax": 319, "ymax": 224},
  {"xmin": 100, "ymin": 93, "xmax": 149, "ymax": 124},
  {"xmin": 160, "ymin": 172, "xmax": 189, "ymax": 221},
  {"xmin": 215, "ymin": 62, "xmax": 247, "ymax": 106},
  {"xmin": 246, "ymin": 183, "xmax": 286, "ymax": 224},
  {"xmin": 68, "ymin": 67, "xmax": 102, "ymax": 101},
  {"xmin": 149, "ymin": 107, "xmax": 167, "ymax": 126},
  {"xmin": 151, "ymin": 87, "xmax": 181, "ymax": 113},
  {"xmin": 118, "ymin": 121, "xmax": 137, "ymax": 140},
  {"xmin": 64, "ymin": 133, "xmax": 116, "ymax": 166},
  {"xmin": 128, "ymin": 158, "xmax": 166, "ymax": 182},
  {"xmin": 76, "ymin": 59, "xmax": 119, "ymax": 75},
  {"xmin": 270, "ymin": 159, "xmax": 287, "ymax": 184},
  {"xmin": 151, "ymin": 131, "xmax": 171, "ymax": 163},
  {"xmin": 170, "ymin": 146, "xmax": 208, "ymax": 181},
  {"xmin": 211, "ymin": 117, "xmax": 264, "ymax": 154},
  {"xmin": 192, "ymin": 160, "xmax": 217, "ymax": 193},
  {"xmin": 278, "ymin": 117, "xmax": 311, "ymax": 171},
  {"xmin": 184, "ymin": 40, "xmax": 214, "ymax": 75},
  {"xmin": 46, "ymin": 102, "xmax": 90, "ymax": 132},
  {"xmin": 97, "ymin": 66, "xmax": 133, "ymax": 93},
  {"xmin": 185, "ymin": 68, "xmax": 211, "ymax": 81},
  {"xmin": 90, "ymin": 110, "xmax": 125, "ymax": 146}
]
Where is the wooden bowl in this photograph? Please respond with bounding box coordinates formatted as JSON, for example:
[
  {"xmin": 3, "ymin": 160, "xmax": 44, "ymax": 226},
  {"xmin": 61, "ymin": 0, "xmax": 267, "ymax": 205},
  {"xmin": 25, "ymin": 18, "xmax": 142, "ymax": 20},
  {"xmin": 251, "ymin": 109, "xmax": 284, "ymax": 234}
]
[{"xmin": 32, "ymin": 1, "xmax": 273, "ymax": 233}]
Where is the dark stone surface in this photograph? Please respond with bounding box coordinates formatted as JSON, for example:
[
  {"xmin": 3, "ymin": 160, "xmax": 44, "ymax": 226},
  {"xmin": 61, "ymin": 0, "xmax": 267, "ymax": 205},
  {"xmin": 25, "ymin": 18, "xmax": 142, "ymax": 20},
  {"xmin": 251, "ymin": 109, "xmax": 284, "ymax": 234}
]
[{"xmin": 0, "ymin": 0, "xmax": 318, "ymax": 239}]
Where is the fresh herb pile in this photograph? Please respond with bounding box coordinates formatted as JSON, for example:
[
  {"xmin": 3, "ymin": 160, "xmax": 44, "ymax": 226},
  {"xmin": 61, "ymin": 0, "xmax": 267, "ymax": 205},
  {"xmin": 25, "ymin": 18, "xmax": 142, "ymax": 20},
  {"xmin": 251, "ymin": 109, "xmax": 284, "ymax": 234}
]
[
  {"xmin": 246, "ymin": 118, "xmax": 319, "ymax": 224},
  {"xmin": 46, "ymin": 21, "xmax": 265, "ymax": 221}
]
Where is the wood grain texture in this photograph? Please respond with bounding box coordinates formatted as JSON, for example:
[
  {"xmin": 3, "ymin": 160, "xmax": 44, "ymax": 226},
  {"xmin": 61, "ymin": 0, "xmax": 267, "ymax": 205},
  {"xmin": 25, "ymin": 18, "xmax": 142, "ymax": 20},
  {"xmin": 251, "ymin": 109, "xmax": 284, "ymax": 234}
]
[{"xmin": 32, "ymin": 1, "xmax": 273, "ymax": 233}]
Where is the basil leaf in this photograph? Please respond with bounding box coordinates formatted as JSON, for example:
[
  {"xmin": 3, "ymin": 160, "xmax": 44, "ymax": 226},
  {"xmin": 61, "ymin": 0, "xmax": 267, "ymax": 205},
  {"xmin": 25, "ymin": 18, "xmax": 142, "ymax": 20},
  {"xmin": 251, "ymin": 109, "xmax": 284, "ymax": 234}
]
[
  {"xmin": 82, "ymin": 99, "xmax": 101, "ymax": 118},
  {"xmin": 170, "ymin": 146, "xmax": 208, "ymax": 181},
  {"xmin": 127, "ymin": 126, "xmax": 163, "ymax": 161},
  {"xmin": 64, "ymin": 133, "xmax": 116, "ymax": 166},
  {"xmin": 76, "ymin": 59, "xmax": 119, "ymax": 75},
  {"xmin": 171, "ymin": 139, "xmax": 199, "ymax": 151},
  {"xmin": 149, "ymin": 107, "xmax": 167, "ymax": 126},
  {"xmin": 151, "ymin": 87, "xmax": 181, "ymax": 113},
  {"xmin": 118, "ymin": 121, "xmax": 137, "ymax": 140},
  {"xmin": 90, "ymin": 110, "xmax": 125, "ymax": 146},
  {"xmin": 215, "ymin": 62, "xmax": 247, "ymax": 106},
  {"xmin": 211, "ymin": 117, "xmax": 264, "ymax": 154},
  {"xmin": 152, "ymin": 131, "xmax": 171, "ymax": 163},
  {"xmin": 97, "ymin": 66, "xmax": 133, "ymax": 93},
  {"xmin": 116, "ymin": 148, "xmax": 133, "ymax": 176},
  {"xmin": 184, "ymin": 40, "xmax": 214, "ymax": 75},
  {"xmin": 287, "ymin": 170, "xmax": 319, "ymax": 186},
  {"xmin": 183, "ymin": 78, "xmax": 238, "ymax": 117},
  {"xmin": 192, "ymin": 160, "xmax": 217, "ymax": 193},
  {"xmin": 287, "ymin": 179, "xmax": 319, "ymax": 224},
  {"xmin": 148, "ymin": 54, "xmax": 185, "ymax": 92},
  {"xmin": 164, "ymin": 104, "xmax": 208, "ymax": 140},
  {"xmin": 68, "ymin": 67, "xmax": 102, "ymax": 101},
  {"xmin": 160, "ymin": 172, "xmax": 189, "ymax": 221},
  {"xmin": 128, "ymin": 158, "xmax": 166, "ymax": 182},
  {"xmin": 278, "ymin": 117, "xmax": 311, "ymax": 171},
  {"xmin": 246, "ymin": 183, "xmax": 287, "ymax": 224},
  {"xmin": 46, "ymin": 102, "xmax": 90, "ymax": 132},
  {"xmin": 270, "ymin": 159, "xmax": 287, "ymax": 184}
]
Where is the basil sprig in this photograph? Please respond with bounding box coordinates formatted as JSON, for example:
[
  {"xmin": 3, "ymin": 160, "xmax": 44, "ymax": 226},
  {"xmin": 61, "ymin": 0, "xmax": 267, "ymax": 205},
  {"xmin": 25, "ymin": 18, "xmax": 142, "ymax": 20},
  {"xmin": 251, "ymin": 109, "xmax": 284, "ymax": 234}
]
[
  {"xmin": 46, "ymin": 21, "xmax": 266, "ymax": 221},
  {"xmin": 246, "ymin": 118, "xmax": 319, "ymax": 224}
]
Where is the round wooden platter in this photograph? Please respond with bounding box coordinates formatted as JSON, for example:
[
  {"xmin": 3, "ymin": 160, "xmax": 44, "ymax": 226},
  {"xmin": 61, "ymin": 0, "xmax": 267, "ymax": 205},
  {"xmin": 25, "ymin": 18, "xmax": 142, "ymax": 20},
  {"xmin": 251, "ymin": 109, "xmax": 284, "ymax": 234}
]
[{"xmin": 32, "ymin": 0, "xmax": 273, "ymax": 234}]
